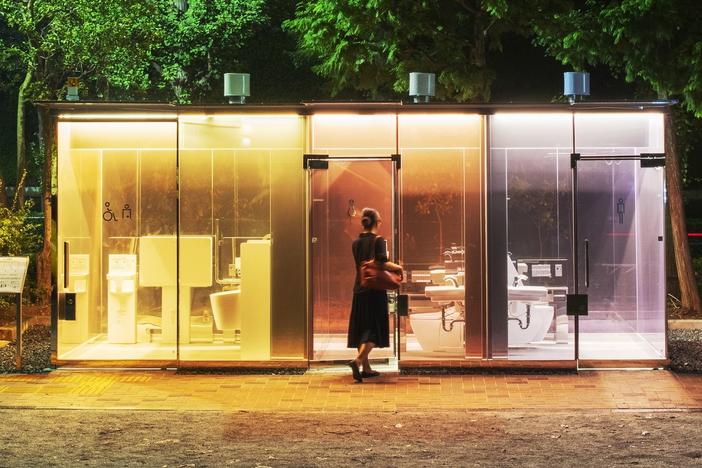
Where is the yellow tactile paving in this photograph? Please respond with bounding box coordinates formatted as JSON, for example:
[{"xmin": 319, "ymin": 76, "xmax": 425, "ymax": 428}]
[{"xmin": 0, "ymin": 370, "xmax": 701, "ymax": 412}]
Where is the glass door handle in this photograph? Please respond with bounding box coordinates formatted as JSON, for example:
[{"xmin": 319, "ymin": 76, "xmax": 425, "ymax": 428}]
[
  {"xmin": 584, "ymin": 239, "xmax": 590, "ymax": 288},
  {"xmin": 63, "ymin": 241, "xmax": 70, "ymax": 289}
]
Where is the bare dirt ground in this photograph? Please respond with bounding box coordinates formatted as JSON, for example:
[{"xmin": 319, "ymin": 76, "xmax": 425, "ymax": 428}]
[{"xmin": 1, "ymin": 409, "xmax": 702, "ymax": 467}]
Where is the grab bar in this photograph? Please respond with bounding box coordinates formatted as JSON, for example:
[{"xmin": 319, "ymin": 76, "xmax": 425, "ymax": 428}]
[{"xmin": 213, "ymin": 218, "xmax": 227, "ymax": 285}]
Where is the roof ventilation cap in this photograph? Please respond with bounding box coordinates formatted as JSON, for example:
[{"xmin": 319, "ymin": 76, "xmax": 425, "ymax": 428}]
[
  {"xmin": 409, "ymin": 72, "xmax": 436, "ymax": 103},
  {"xmin": 224, "ymin": 73, "xmax": 250, "ymax": 104},
  {"xmin": 564, "ymin": 71, "xmax": 590, "ymax": 104}
]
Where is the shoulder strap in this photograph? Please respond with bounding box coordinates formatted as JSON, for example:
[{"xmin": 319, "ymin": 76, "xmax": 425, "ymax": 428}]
[{"xmin": 368, "ymin": 235, "xmax": 377, "ymax": 261}]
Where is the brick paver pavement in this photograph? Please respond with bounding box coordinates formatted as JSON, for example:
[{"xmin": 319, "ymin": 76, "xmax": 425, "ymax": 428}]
[{"xmin": 1, "ymin": 369, "xmax": 701, "ymax": 412}]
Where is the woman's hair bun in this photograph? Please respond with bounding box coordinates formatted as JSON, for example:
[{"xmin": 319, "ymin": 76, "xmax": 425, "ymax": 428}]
[{"xmin": 360, "ymin": 207, "xmax": 379, "ymax": 229}]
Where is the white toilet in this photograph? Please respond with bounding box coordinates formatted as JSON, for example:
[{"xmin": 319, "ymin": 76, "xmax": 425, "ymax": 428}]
[
  {"xmin": 209, "ymin": 289, "xmax": 240, "ymax": 339},
  {"xmin": 506, "ymin": 255, "xmax": 554, "ymax": 346},
  {"xmin": 508, "ymin": 303, "xmax": 554, "ymax": 345},
  {"xmin": 409, "ymin": 308, "xmax": 464, "ymax": 353}
]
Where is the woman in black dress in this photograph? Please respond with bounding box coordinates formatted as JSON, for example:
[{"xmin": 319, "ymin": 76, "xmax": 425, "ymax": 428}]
[{"xmin": 347, "ymin": 208, "xmax": 403, "ymax": 382}]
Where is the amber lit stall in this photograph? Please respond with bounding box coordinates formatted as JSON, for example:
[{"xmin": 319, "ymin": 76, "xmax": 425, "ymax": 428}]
[{"xmin": 54, "ymin": 107, "xmax": 307, "ymax": 367}]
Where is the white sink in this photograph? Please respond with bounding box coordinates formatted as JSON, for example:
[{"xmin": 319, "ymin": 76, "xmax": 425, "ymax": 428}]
[
  {"xmin": 508, "ymin": 285, "xmax": 550, "ymax": 303},
  {"xmin": 424, "ymin": 285, "xmax": 464, "ymax": 302}
]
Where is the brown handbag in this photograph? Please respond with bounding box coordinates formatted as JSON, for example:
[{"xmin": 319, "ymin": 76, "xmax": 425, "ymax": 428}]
[{"xmin": 359, "ymin": 235, "xmax": 402, "ymax": 290}]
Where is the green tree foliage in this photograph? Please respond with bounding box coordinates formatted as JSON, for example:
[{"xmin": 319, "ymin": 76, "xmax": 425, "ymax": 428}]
[
  {"xmin": 0, "ymin": 0, "xmax": 163, "ymax": 99},
  {"xmin": 532, "ymin": 0, "xmax": 702, "ymax": 116},
  {"xmin": 0, "ymin": 0, "xmax": 163, "ymax": 197},
  {"xmin": 0, "ymin": 179, "xmax": 42, "ymax": 303},
  {"xmin": 530, "ymin": 0, "xmax": 702, "ymax": 313},
  {"xmin": 0, "ymin": 0, "xmax": 269, "ymax": 180},
  {"xmin": 153, "ymin": 0, "xmax": 267, "ymax": 103},
  {"xmin": 284, "ymin": 0, "xmax": 567, "ymax": 101},
  {"xmin": 0, "ymin": 201, "xmax": 40, "ymax": 258}
]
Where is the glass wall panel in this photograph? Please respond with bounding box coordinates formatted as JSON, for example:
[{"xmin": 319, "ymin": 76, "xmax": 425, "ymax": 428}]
[
  {"xmin": 57, "ymin": 121, "xmax": 177, "ymax": 361},
  {"xmin": 489, "ymin": 114, "xmax": 575, "ymax": 360},
  {"xmin": 397, "ymin": 114, "xmax": 481, "ymax": 360},
  {"xmin": 178, "ymin": 114, "xmax": 305, "ymax": 361},
  {"xmin": 574, "ymin": 113, "xmax": 665, "ymax": 360}
]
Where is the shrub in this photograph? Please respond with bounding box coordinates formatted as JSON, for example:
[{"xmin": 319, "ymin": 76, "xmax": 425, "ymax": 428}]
[{"xmin": 0, "ymin": 201, "xmax": 42, "ymax": 307}]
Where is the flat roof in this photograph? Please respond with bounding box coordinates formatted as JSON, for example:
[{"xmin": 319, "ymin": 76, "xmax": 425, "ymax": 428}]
[{"xmin": 37, "ymin": 100, "xmax": 674, "ymax": 115}]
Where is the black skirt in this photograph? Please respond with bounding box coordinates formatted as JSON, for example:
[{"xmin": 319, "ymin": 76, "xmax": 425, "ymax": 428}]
[{"xmin": 347, "ymin": 290, "xmax": 390, "ymax": 348}]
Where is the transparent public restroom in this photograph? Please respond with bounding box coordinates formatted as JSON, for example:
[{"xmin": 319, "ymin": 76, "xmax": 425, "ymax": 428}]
[{"xmin": 45, "ymin": 101, "xmax": 668, "ymax": 369}]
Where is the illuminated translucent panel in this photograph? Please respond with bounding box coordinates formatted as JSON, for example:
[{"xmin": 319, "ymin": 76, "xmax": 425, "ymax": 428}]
[
  {"xmin": 65, "ymin": 121, "xmax": 175, "ymax": 149},
  {"xmin": 57, "ymin": 121, "xmax": 178, "ymax": 361},
  {"xmin": 574, "ymin": 113, "xmax": 664, "ymax": 153},
  {"xmin": 177, "ymin": 114, "xmax": 306, "ymax": 361},
  {"xmin": 398, "ymin": 114, "xmax": 482, "ymax": 360},
  {"xmin": 180, "ymin": 114, "xmax": 303, "ymax": 149},
  {"xmin": 398, "ymin": 114, "xmax": 481, "ymax": 148},
  {"xmin": 310, "ymin": 114, "xmax": 397, "ymax": 155},
  {"xmin": 575, "ymin": 113, "xmax": 666, "ymax": 360},
  {"xmin": 59, "ymin": 113, "xmax": 176, "ymax": 121},
  {"xmin": 490, "ymin": 113, "xmax": 573, "ymax": 148},
  {"xmin": 489, "ymin": 113, "xmax": 575, "ymax": 361}
]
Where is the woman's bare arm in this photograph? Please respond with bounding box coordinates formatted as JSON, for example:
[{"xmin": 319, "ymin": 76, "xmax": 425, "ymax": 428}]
[{"xmin": 383, "ymin": 261, "xmax": 403, "ymax": 273}]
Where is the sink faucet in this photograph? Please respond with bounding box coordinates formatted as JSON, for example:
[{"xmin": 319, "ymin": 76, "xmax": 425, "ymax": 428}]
[{"xmin": 444, "ymin": 275, "xmax": 459, "ymax": 287}]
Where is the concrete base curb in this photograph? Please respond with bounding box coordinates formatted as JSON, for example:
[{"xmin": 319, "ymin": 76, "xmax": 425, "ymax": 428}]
[{"xmin": 668, "ymin": 320, "xmax": 702, "ymax": 330}]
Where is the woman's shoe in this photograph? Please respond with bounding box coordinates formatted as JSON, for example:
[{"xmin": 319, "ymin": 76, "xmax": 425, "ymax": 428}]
[
  {"xmin": 361, "ymin": 370, "xmax": 380, "ymax": 378},
  {"xmin": 348, "ymin": 360, "xmax": 363, "ymax": 383}
]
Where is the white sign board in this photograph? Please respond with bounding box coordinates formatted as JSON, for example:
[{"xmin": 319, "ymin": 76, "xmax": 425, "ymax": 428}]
[{"xmin": 0, "ymin": 257, "xmax": 30, "ymax": 294}]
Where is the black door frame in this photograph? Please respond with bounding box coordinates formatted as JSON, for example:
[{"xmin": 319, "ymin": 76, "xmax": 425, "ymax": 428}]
[
  {"xmin": 569, "ymin": 152, "xmax": 665, "ymax": 362},
  {"xmin": 304, "ymin": 154, "xmax": 401, "ymax": 362}
]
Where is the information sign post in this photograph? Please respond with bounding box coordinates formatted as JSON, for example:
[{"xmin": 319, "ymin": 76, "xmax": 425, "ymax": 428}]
[{"xmin": 0, "ymin": 257, "xmax": 30, "ymax": 370}]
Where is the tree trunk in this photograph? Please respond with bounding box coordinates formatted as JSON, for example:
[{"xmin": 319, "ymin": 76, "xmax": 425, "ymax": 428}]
[
  {"xmin": 16, "ymin": 68, "xmax": 32, "ymax": 206},
  {"xmin": 665, "ymin": 112, "xmax": 701, "ymax": 314},
  {"xmin": 0, "ymin": 174, "xmax": 8, "ymax": 208},
  {"xmin": 36, "ymin": 107, "xmax": 54, "ymax": 307}
]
